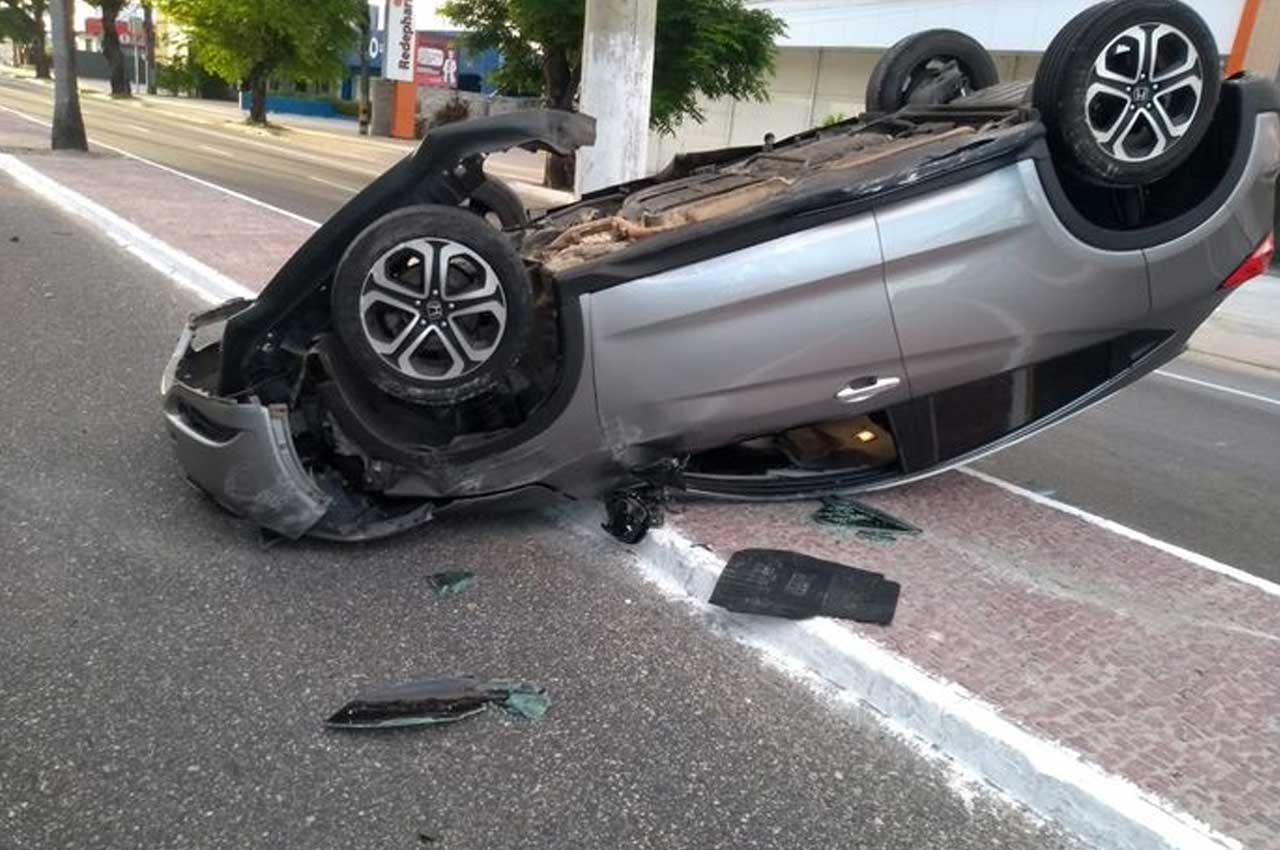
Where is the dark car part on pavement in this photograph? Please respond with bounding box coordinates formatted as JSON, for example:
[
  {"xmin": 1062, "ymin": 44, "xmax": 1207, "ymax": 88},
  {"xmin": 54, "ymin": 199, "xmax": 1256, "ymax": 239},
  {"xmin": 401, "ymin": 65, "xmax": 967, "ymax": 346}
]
[
  {"xmin": 326, "ymin": 676, "xmax": 549, "ymax": 730},
  {"xmin": 708, "ymin": 549, "xmax": 901, "ymax": 625},
  {"xmin": 427, "ymin": 570, "xmax": 477, "ymax": 596},
  {"xmin": 1033, "ymin": 0, "xmax": 1221, "ymax": 186},
  {"xmin": 865, "ymin": 29, "xmax": 1000, "ymax": 112},
  {"xmin": 812, "ymin": 496, "xmax": 922, "ymax": 539},
  {"xmin": 160, "ymin": 2, "xmax": 1279, "ymax": 544}
]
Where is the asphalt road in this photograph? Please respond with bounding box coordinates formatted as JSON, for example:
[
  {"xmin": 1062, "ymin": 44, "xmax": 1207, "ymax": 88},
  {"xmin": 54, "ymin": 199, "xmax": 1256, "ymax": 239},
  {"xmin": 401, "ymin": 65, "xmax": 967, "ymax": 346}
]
[
  {"xmin": 2, "ymin": 73, "xmax": 1276, "ymax": 582},
  {"xmin": 0, "ymin": 179, "xmax": 1073, "ymax": 850},
  {"xmin": 0, "ymin": 76, "xmax": 546, "ymax": 221},
  {"xmin": 976, "ymin": 353, "xmax": 1280, "ymax": 584}
]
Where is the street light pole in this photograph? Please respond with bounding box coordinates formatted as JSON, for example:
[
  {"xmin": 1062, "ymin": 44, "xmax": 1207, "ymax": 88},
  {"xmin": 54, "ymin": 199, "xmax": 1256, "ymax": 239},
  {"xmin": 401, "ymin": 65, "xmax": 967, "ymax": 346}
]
[{"xmin": 131, "ymin": 8, "xmax": 141, "ymax": 95}]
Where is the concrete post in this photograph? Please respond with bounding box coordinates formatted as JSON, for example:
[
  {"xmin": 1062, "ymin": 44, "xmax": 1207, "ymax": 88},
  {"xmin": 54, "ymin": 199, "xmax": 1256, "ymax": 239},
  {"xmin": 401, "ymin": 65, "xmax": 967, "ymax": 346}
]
[{"xmin": 575, "ymin": 0, "xmax": 658, "ymax": 195}]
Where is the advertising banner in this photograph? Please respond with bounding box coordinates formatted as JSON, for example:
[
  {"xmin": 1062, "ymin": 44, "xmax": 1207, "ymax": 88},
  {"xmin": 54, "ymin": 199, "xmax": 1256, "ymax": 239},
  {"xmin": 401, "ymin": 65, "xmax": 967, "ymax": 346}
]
[
  {"xmin": 382, "ymin": 0, "xmax": 417, "ymax": 82},
  {"xmin": 414, "ymin": 35, "xmax": 458, "ymax": 89}
]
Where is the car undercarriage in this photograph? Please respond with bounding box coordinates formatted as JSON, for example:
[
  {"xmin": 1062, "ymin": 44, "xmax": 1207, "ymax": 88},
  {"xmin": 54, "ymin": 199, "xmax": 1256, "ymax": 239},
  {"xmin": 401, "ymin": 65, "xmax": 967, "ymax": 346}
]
[{"xmin": 161, "ymin": 3, "xmax": 1280, "ymax": 542}]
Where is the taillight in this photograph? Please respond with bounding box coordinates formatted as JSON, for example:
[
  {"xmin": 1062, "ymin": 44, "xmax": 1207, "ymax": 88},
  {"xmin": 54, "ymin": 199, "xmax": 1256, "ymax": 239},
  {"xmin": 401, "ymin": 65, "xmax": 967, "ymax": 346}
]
[{"xmin": 1221, "ymin": 232, "xmax": 1275, "ymax": 290}]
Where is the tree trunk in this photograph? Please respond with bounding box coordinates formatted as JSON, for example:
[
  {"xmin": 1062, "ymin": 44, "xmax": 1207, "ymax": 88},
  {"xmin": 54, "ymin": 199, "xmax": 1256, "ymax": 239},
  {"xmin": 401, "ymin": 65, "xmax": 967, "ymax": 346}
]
[
  {"xmin": 49, "ymin": 0, "xmax": 87, "ymax": 151},
  {"xmin": 358, "ymin": 16, "xmax": 371, "ymax": 134},
  {"xmin": 31, "ymin": 0, "xmax": 50, "ymax": 79},
  {"xmin": 541, "ymin": 47, "xmax": 578, "ymax": 190},
  {"xmin": 248, "ymin": 75, "xmax": 268, "ymax": 124},
  {"xmin": 143, "ymin": 2, "xmax": 155, "ymax": 95},
  {"xmin": 100, "ymin": 1, "xmax": 130, "ymax": 97}
]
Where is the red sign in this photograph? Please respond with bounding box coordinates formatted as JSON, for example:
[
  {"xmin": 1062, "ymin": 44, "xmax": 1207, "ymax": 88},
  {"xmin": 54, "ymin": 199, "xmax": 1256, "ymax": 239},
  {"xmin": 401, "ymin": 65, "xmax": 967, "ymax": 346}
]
[
  {"xmin": 84, "ymin": 18, "xmax": 145, "ymax": 48},
  {"xmin": 414, "ymin": 34, "xmax": 457, "ymax": 89}
]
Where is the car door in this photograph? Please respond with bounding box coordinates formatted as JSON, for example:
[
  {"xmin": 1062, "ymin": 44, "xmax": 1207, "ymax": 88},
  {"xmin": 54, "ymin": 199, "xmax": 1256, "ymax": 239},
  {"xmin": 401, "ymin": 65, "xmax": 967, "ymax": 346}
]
[
  {"xmin": 876, "ymin": 161, "xmax": 1149, "ymax": 401},
  {"xmin": 588, "ymin": 211, "xmax": 910, "ymax": 453}
]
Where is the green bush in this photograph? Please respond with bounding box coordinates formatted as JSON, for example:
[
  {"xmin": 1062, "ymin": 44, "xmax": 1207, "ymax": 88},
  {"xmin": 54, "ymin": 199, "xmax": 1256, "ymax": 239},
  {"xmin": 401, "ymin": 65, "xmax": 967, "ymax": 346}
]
[{"xmin": 328, "ymin": 97, "xmax": 360, "ymax": 117}]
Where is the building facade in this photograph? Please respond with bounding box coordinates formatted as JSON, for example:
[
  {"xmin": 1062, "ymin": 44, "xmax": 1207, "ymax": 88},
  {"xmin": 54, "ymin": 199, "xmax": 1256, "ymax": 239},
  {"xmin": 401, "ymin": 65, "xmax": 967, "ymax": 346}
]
[{"xmin": 647, "ymin": 0, "xmax": 1247, "ymax": 170}]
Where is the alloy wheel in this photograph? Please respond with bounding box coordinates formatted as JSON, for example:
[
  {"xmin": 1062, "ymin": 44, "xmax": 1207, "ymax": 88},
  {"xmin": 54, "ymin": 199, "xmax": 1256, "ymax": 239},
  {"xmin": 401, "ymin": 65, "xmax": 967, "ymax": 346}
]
[
  {"xmin": 1084, "ymin": 23, "xmax": 1205, "ymax": 164},
  {"xmin": 358, "ymin": 238, "xmax": 508, "ymax": 382}
]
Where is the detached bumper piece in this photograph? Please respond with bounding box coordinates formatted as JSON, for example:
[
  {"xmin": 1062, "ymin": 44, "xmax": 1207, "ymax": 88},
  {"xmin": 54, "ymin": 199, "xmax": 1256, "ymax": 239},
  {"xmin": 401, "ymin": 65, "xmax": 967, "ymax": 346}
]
[
  {"xmin": 162, "ymin": 302, "xmax": 435, "ymax": 541},
  {"xmin": 164, "ymin": 384, "xmax": 332, "ymax": 538}
]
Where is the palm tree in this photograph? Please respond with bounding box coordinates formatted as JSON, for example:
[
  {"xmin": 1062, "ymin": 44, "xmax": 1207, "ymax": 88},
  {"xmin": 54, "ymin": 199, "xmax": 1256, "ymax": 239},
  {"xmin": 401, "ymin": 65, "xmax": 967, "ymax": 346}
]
[{"xmin": 49, "ymin": 0, "xmax": 87, "ymax": 150}]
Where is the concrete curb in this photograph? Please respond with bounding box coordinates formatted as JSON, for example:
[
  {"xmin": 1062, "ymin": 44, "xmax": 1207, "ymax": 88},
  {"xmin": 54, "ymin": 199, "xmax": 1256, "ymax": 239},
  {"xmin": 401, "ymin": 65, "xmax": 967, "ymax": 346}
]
[
  {"xmin": 623, "ymin": 522, "xmax": 1243, "ymax": 850},
  {"xmin": 0, "ymin": 153, "xmax": 253, "ymax": 306}
]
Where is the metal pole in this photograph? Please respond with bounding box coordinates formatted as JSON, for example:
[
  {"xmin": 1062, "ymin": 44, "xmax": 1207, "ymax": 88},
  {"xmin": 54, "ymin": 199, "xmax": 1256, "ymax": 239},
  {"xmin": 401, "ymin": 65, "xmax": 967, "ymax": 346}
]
[{"xmin": 132, "ymin": 8, "xmax": 140, "ymax": 95}]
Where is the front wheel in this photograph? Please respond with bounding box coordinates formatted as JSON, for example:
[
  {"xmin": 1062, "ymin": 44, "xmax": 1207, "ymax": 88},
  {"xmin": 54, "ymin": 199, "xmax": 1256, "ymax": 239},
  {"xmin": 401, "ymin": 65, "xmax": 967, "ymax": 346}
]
[
  {"xmin": 330, "ymin": 205, "xmax": 534, "ymax": 406},
  {"xmin": 1032, "ymin": 0, "xmax": 1221, "ymax": 186}
]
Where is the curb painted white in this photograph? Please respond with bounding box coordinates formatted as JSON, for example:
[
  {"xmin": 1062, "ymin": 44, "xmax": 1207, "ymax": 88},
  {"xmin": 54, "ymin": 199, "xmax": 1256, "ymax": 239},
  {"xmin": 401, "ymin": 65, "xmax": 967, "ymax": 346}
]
[
  {"xmin": 961, "ymin": 467, "xmax": 1280, "ymax": 600},
  {"xmin": 0, "ymin": 153, "xmax": 254, "ymax": 305},
  {"xmin": 623, "ymin": 522, "xmax": 1243, "ymax": 850}
]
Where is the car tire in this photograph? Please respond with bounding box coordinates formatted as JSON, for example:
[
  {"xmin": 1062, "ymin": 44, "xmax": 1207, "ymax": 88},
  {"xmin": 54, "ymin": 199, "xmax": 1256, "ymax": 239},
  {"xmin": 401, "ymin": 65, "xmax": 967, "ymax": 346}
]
[
  {"xmin": 1032, "ymin": 0, "xmax": 1220, "ymax": 187},
  {"xmin": 467, "ymin": 177, "xmax": 528, "ymax": 229},
  {"xmin": 865, "ymin": 30, "xmax": 1000, "ymax": 112},
  {"xmin": 331, "ymin": 205, "xmax": 534, "ymax": 406}
]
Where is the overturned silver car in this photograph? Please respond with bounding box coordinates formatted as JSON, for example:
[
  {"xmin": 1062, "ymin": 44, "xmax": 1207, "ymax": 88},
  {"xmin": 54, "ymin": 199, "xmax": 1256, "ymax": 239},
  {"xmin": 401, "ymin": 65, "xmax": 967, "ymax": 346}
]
[{"xmin": 162, "ymin": 1, "xmax": 1279, "ymax": 542}]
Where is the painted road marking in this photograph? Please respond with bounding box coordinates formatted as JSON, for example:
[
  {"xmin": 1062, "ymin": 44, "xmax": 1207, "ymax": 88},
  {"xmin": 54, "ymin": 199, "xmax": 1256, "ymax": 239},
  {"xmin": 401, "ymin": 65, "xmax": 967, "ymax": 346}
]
[
  {"xmin": 308, "ymin": 174, "xmax": 362, "ymax": 193},
  {"xmin": 960, "ymin": 467, "xmax": 1280, "ymax": 599},
  {"xmin": 1153, "ymin": 369, "xmax": 1280, "ymax": 409},
  {"xmin": 196, "ymin": 143, "xmax": 233, "ymax": 158},
  {"xmin": 126, "ymin": 123, "xmax": 152, "ymax": 134},
  {"xmin": 0, "ymin": 103, "xmax": 322, "ymax": 228}
]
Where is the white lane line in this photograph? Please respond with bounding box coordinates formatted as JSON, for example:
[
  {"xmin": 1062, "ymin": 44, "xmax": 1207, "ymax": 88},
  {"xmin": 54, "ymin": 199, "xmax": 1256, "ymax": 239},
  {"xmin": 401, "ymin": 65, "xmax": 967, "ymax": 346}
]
[
  {"xmin": 126, "ymin": 123, "xmax": 153, "ymax": 134},
  {"xmin": 196, "ymin": 143, "xmax": 232, "ymax": 158},
  {"xmin": 960, "ymin": 467, "xmax": 1280, "ymax": 600},
  {"xmin": 0, "ymin": 153, "xmax": 253, "ymax": 305},
  {"xmin": 1153, "ymin": 369, "xmax": 1280, "ymax": 409},
  {"xmin": 308, "ymin": 174, "xmax": 362, "ymax": 193},
  {"xmin": 0, "ymin": 103, "xmax": 322, "ymax": 228},
  {"xmin": 611, "ymin": 518, "xmax": 1245, "ymax": 850}
]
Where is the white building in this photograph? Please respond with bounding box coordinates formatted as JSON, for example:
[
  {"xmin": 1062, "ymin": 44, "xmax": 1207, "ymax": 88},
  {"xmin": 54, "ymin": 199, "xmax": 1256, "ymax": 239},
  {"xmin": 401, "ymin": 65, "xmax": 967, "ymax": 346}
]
[{"xmin": 647, "ymin": 0, "xmax": 1247, "ymax": 170}]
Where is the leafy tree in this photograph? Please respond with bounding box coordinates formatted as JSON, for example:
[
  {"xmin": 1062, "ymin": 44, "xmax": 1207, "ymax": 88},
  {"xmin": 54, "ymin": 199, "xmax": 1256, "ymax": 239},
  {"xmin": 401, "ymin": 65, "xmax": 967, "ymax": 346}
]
[
  {"xmin": 96, "ymin": 0, "xmax": 131, "ymax": 97},
  {"xmin": 440, "ymin": 0, "xmax": 785, "ymax": 187},
  {"xmin": 0, "ymin": 0, "xmax": 50, "ymax": 79},
  {"xmin": 49, "ymin": 0, "xmax": 86, "ymax": 150},
  {"xmin": 158, "ymin": 0, "xmax": 365, "ymax": 124}
]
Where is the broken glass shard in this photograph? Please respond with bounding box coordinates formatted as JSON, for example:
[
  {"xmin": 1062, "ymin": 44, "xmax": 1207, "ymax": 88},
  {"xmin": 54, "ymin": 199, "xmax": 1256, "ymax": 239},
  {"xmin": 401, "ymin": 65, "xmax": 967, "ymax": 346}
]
[
  {"xmin": 427, "ymin": 570, "xmax": 477, "ymax": 597},
  {"xmin": 812, "ymin": 495, "xmax": 920, "ymax": 537},
  {"xmin": 708, "ymin": 548, "xmax": 900, "ymax": 625},
  {"xmin": 327, "ymin": 676, "xmax": 549, "ymax": 730}
]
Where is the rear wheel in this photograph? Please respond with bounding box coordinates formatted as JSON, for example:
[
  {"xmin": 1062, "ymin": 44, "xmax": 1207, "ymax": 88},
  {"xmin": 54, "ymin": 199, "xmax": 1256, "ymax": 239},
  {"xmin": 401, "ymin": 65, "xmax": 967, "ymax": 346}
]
[
  {"xmin": 865, "ymin": 30, "xmax": 999, "ymax": 112},
  {"xmin": 331, "ymin": 205, "xmax": 534, "ymax": 406},
  {"xmin": 1032, "ymin": 0, "xmax": 1220, "ymax": 186}
]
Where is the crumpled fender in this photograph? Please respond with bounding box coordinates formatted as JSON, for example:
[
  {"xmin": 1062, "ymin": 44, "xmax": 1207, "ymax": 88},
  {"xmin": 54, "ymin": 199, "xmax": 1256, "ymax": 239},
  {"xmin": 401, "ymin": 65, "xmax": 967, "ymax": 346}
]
[{"xmin": 217, "ymin": 110, "xmax": 597, "ymax": 394}]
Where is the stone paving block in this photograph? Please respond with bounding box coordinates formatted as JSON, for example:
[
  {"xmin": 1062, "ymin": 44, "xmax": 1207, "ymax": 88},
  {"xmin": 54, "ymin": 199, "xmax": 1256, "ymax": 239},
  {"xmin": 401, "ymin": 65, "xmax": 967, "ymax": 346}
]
[
  {"xmin": 672, "ymin": 471, "xmax": 1280, "ymax": 849},
  {"xmin": 18, "ymin": 150, "xmax": 314, "ymax": 291}
]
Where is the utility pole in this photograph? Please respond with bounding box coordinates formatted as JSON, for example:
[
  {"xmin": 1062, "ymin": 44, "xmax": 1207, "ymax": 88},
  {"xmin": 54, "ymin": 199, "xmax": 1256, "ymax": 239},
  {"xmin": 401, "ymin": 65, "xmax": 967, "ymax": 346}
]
[{"xmin": 49, "ymin": 0, "xmax": 87, "ymax": 150}]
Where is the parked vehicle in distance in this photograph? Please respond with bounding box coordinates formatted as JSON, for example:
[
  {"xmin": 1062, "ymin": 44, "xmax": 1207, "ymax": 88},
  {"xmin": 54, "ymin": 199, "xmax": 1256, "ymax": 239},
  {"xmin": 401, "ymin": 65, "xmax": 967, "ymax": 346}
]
[{"xmin": 162, "ymin": 0, "xmax": 1278, "ymax": 542}]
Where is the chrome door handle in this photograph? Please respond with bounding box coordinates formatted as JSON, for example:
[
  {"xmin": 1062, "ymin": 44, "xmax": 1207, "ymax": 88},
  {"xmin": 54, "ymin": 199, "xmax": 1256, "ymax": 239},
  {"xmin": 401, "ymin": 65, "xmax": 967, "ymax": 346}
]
[{"xmin": 835, "ymin": 376, "xmax": 901, "ymax": 404}]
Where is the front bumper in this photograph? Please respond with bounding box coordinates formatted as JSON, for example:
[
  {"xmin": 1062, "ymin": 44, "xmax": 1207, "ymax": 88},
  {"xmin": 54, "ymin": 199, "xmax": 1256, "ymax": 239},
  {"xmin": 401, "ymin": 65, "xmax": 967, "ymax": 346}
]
[{"xmin": 161, "ymin": 301, "xmax": 332, "ymax": 538}]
